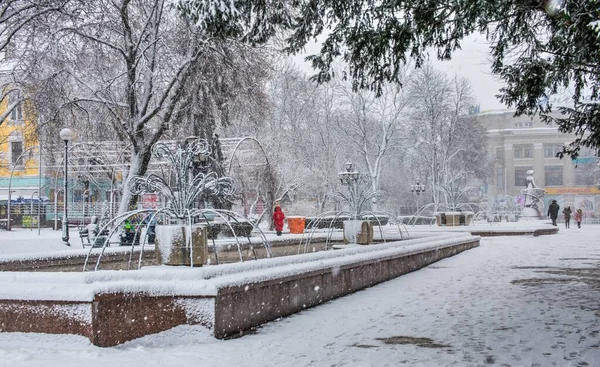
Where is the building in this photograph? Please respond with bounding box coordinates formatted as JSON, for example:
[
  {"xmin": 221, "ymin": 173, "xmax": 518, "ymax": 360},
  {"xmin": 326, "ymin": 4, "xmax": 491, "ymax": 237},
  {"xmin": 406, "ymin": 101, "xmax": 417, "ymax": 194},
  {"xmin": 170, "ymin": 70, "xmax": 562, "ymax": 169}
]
[
  {"xmin": 485, "ymin": 110, "xmax": 600, "ymax": 218},
  {"xmin": 0, "ymin": 86, "xmax": 44, "ymax": 199}
]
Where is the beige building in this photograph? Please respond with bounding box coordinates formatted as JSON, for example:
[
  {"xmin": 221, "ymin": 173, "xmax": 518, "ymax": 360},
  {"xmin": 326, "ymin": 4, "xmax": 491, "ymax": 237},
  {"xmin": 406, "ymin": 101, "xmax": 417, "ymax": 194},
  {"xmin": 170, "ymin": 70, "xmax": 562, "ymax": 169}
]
[{"xmin": 484, "ymin": 111, "xmax": 600, "ymax": 218}]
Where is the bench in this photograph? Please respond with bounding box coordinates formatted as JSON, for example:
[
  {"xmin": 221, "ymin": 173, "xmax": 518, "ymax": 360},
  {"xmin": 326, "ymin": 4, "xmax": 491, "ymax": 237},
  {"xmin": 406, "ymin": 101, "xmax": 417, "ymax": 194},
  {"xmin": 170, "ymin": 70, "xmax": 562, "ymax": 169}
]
[{"xmin": 79, "ymin": 228, "xmax": 113, "ymax": 248}]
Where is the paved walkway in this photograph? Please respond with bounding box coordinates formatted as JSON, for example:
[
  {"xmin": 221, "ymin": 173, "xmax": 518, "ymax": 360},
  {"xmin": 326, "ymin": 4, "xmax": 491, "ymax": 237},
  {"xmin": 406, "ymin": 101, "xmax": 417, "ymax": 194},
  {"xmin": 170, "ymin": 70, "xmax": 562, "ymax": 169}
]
[{"xmin": 1, "ymin": 225, "xmax": 599, "ymax": 366}]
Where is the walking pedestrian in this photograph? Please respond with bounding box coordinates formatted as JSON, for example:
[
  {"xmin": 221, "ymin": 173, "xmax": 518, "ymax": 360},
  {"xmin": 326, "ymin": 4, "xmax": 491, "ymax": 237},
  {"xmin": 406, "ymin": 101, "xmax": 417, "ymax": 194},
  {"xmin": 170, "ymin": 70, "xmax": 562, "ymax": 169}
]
[
  {"xmin": 562, "ymin": 206, "xmax": 572, "ymax": 228},
  {"xmin": 273, "ymin": 206, "xmax": 285, "ymax": 236},
  {"xmin": 547, "ymin": 200, "xmax": 560, "ymax": 226},
  {"xmin": 575, "ymin": 208, "xmax": 583, "ymax": 229}
]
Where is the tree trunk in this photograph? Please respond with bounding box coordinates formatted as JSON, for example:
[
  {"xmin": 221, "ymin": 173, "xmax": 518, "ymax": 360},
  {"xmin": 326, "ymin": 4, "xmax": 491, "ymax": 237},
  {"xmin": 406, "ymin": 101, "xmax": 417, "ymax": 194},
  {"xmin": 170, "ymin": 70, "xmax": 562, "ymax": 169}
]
[{"xmin": 117, "ymin": 147, "xmax": 152, "ymax": 215}]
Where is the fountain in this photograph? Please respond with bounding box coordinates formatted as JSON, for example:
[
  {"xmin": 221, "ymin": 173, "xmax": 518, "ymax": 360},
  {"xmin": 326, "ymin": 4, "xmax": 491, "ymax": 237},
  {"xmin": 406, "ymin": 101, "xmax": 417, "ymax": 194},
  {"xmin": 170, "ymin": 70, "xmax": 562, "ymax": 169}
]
[
  {"xmin": 0, "ymin": 156, "xmax": 481, "ymax": 347},
  {"xmin": 299, "ymin": 162, "xmax": 409, "ymax": 252},
  {"xmin": 83, "ymin": 138, "xmax": 273, "ymax": 271}
]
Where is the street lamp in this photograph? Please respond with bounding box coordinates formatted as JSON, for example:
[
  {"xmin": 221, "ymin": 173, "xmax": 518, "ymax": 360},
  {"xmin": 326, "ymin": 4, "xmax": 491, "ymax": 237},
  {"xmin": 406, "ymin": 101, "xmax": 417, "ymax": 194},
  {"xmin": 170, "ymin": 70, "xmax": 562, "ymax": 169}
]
[
  {"xmin": 338, "ymin": 162, "xmax": 361, "ymax": 243},
  {"xmin": 410, "ymin": 179, "xmax": 426, "ymax": 211},
  {"xmin": 6, "ymin": 190, "xmax": 15, "ymax": 231},
  {"xmin": 60, "ymin": 128, "xmax": 74, "ymax": 246},
  {"xmin": 30, "ymin": 191, "xmax": 38, "ymax": 231},
  {"xmin": 53, "ymin": 188, "xmax": 63, "ymax": 230},
  {"xmin": 339, "ymin": 162, "xmax": 359, "ymax": 185}
]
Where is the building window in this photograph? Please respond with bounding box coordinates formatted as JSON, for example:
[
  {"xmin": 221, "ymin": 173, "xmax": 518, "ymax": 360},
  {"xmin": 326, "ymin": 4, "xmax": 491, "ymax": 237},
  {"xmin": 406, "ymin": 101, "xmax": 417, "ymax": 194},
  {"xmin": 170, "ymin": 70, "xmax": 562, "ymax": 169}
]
[
  {"xmin": 579, "ymin": 146, "xmax": 597, "ymax": 157},
  {"xmin": 496, "ymin": 167, "xmax": 505, "ymax": 190},
  {"xmin": 11, "ymin": 141, "xmax": 23, "ymax": 166},
  {"xmin": 9, "ymin": 90, "xmax": 23, "ymax": 123},
  {"xmin": 575, "ymin": 165, "xmax": 596, "ymax": 186},
  {"xmin": 515, "ymin": 166, "xmax": 533, "ymax": 187},
  {"xmin": 496, "ymin": 147, "xmax": 504, "ymax": 161},
  {"xmin": 544, "ymin": 166, "xmax": 563, "ymax": 186},
  {"xmin": 514, "ymin": 144, "xmax": 533, "ymax": 159},
  {"xmin": 543, "ymin": 144, "xmax": 562, "ymax": 158}
]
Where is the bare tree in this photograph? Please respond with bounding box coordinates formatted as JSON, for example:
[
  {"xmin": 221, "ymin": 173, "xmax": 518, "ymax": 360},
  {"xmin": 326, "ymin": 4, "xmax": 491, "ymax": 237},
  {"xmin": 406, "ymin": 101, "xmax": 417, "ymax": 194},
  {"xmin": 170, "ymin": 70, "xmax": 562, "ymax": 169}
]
[
  {"xmin": 333, "ymin": 76, "xmax": 411, "ymax": 210},
  {"xmin": 261, "ymin": 63, "xmax": 346, "ymax": 214},
  {"xmin": 408, "ymin": 64, "xmax": 488, "ymax": 208},
  {"xmin": 0, "ymin": 0, "xmax": 70, "ymax": 53},
  {"xmin": 0, "ymin": 1, "xmax": 73, "ymax": 128},
  {"xmin": 11, "ymin": 0, "xmax": 283, "ymax": 215}
]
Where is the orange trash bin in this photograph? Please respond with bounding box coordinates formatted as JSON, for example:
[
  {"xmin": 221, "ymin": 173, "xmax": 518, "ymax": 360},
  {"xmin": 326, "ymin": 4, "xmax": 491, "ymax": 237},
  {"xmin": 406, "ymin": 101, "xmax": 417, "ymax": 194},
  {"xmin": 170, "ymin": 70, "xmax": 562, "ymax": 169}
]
[{"xmin": 287, "ymin": 216, "xmax": 306, "ymax": 234}]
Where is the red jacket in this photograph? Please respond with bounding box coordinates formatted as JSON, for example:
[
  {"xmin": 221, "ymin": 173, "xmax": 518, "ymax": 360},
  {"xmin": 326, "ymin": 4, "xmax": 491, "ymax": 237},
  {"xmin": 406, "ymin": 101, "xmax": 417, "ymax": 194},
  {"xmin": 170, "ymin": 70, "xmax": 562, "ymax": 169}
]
[{"xmin": 273, "ymin": 207, "xmax": 285, "ymax": 231}]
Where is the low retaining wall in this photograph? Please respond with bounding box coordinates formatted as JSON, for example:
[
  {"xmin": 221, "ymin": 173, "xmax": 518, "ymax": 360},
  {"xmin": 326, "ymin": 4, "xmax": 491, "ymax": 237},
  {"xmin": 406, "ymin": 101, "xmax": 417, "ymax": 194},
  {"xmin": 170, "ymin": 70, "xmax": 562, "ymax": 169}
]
[
  {"xmin": 214, "ymin": 239, "xmax": 478, "ymax": 338},
  {"xmin": 0, "ymin": 235, "xmax": 479, "ymax": 346},
  {"xmin": 469, "ymin": 227, "xmax": 559, "ymax": 237},
  {"xmin": 0, "ymin": 250, "xmax": 157, "ymax": 272}
]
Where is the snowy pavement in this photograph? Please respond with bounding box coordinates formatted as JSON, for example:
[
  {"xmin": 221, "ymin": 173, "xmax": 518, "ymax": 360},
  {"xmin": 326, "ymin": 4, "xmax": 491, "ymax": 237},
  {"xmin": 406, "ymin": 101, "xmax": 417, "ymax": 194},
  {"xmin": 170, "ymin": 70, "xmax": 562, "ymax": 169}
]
[{"xmin": 1, "ymin": 225, "xmax": 600, "ymax": 366}]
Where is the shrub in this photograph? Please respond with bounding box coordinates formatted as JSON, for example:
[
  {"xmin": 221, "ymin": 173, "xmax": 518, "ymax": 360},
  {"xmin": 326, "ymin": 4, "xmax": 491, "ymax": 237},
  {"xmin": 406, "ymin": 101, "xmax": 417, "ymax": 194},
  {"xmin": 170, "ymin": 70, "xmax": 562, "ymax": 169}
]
[
  {"xmin": 305, "ymin": 216, "xmax": 348, "ymax": 229},
  {"xmin": 397, "ymin": 216, "xmax": 436, "ymax": 225},
  {"xmin": 360, "ymin": 215, "xmax": 389, "ymax": 226},
  {"xmin": 219, "ymin": 222, "xmax": 254, "ymax": 237},
  {"xmin": 205, "ymin": 224, "xmax": 221, "ymax": 239}
]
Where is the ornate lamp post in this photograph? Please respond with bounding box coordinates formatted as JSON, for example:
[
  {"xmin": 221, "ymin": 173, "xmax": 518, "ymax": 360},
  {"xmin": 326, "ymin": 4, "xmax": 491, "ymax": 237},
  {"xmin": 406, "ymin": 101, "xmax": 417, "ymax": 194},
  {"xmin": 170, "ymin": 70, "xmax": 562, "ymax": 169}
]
[
  {"xmin": 410, "ymin": 179, "xmax": 426, "ymax": 211},
  {"xmin": 30, "ymin": 191, "xmax": 38, "ymax": 231},
  {"xmin": 338, "ymin": 162, "xmax": 360, "ymax": 217},
  {"xmin": 60, "ymin": 128, "xmax": 74, "ymax": 246},
  {"xmin": 6, "ymin": 190, "xmax": 15, "ymax": 231}
]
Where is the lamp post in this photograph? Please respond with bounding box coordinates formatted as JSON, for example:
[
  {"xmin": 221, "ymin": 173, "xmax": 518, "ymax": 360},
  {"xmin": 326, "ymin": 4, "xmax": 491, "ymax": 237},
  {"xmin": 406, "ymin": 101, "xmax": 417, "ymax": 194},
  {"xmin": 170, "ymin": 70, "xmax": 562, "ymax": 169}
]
[
  {"xmin": 82, "ymin": 188, "xmax": 89, "ymax": 227},
  {"xmin": 53, "ymin": 188, "xmax": 62, "ymax": 231},
  {"xmin": 60, "ymin": 128, "xmax": 74, "ymax": 246},
  {"xmin": 6, "ymin": 190, "xmax": 15, "ymax": 231},
  {"xmin": 410, "ymin": 179, "xmax": 426, "ymax": 211},
  {"xmin": 338, "ymin": 162, "xmax": 360, "ymax": 216},
  {"xmin": 338, "ymin": 162, "xmax": 361, "ymax": 244},
  {"xmin": 30, "ymin": 191, "xmax": 38, "ymax": 231}
]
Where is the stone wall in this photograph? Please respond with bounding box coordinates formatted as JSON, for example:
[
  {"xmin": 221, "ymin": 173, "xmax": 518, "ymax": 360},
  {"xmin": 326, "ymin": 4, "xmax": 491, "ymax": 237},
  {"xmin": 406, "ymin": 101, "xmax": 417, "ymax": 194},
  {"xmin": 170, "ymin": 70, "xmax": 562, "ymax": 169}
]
[
  {"xmin": 0, "ymin": 237, "xmax": 479, "ymax": 346},
  {"xmin": 0, "ymin": 250, "xmax": 156, "ymax": 272},
  {"xmin": 213, "ymin": 239, "xmax": 479, "ymax": 339}
]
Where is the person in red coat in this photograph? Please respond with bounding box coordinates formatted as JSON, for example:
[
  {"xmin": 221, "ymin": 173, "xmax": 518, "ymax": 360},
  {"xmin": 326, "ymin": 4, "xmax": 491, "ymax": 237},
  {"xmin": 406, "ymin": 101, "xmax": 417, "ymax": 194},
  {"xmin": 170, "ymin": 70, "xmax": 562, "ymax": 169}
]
[{"xmin": 273, "ymin": 206, "xmax": 285, "ymax": 236}]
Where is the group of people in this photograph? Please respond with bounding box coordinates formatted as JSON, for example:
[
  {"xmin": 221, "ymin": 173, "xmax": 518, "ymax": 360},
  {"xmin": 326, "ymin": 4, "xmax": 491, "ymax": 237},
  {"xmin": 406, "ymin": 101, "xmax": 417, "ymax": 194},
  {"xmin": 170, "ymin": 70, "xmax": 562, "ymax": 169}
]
[
  {"xmin": 84, "ymin": 214, "xmax": 157, "ymax": 247},
  {"xmin": 547, "ymin": 200, "xmax": 584, "ymax": 229}
]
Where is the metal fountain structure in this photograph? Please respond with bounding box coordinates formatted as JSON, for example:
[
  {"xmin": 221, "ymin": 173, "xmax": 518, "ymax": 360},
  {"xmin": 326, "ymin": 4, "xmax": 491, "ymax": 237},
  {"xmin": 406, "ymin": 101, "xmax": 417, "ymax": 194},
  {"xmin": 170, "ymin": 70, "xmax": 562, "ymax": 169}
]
[
  {"xmin": 83, "ymin": 137, "xmax": 273, "ymax": 271},
  {"xmin": 299, "ymin": 162, "xmax": 409, "ymax": 253},
  {"xmin": 406, "ymin": 177, "xmax": 483, "ymax": 226}
]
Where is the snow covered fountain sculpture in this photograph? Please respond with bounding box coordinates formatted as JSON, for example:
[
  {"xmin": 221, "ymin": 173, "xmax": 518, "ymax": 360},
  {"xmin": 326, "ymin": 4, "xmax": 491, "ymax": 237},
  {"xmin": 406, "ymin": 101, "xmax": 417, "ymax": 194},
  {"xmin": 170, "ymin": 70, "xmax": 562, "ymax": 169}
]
[
  {"xmin": 299, "ymin": 162, "xmax": 409, "ymax": 252},
  {"xmin": 520, "ymin": 169, "xmax": 546, "ymax": 219},
  {"xmin": 83, "ymin": 138, "xmax": 272, "ymax": 271}
]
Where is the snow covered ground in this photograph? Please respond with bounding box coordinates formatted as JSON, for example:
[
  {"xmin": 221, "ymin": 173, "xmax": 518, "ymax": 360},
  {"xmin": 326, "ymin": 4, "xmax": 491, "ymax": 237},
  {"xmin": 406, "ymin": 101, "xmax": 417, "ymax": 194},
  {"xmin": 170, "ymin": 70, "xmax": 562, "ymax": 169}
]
[{"xmin": 1, "ymin": 224, "xmax": 600, "ymax": 366}]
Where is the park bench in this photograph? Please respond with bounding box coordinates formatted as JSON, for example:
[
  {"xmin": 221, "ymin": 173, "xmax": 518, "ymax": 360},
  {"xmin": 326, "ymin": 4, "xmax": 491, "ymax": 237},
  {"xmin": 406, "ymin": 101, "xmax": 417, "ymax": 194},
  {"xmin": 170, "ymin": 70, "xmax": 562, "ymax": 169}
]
[{"xmin": 79, "ymin": 227, "xmax": 114, "ymax": 248}]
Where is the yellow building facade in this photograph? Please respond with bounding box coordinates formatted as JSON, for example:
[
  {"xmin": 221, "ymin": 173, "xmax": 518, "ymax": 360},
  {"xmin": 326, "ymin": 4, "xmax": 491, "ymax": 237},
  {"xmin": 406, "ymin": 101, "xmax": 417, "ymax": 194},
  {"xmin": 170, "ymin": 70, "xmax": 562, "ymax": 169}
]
[{"xmin": 0, "ymin": 87, "xmax": 42, "ymax": 201}]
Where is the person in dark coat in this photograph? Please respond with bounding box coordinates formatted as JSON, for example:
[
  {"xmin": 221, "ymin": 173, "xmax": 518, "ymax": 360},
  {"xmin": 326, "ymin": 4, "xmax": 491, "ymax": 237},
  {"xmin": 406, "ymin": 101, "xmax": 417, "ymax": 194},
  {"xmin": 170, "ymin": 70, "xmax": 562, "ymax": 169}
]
[
  {"xmin": 547, "ymin": 200, "xmax": 560, "ymax": 226},
  {"xmin": 273, "ymin": 206, "xmax": 285, "ymax": 236},
  {"xmin": 562, "ymin": 206, "xmax": 572, "ymax": 228}
]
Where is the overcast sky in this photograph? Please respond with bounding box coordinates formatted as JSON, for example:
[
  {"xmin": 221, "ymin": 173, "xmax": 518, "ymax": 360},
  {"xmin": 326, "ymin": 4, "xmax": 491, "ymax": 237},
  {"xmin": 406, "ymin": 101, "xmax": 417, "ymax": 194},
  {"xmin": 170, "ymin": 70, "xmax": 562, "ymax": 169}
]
[{"xmin": 291, "ymin": 33, "xmax": 509, "ymax": 113}]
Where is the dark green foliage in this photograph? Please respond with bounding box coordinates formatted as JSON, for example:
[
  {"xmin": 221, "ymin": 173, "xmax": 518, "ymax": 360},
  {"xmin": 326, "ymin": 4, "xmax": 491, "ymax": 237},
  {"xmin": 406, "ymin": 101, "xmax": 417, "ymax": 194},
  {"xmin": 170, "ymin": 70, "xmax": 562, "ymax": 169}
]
[
  {"xmin": 398, "ymin": 216, "xmax": 436, "ymax": 225},
  {"xmin": 218, "ymin": 221, "xmax": 253, "ymax": 237},
  {"xmin": 205, "ymin": 224, "xmax": 221, "ymax": 239},
  {"xmin": 281, "ymin": 0, "xmax": 600, "ymax": 156},
  {"xmin": 176, "ymin": 1, "xmax": 600, "ymax": 155},
  {"xmin": 173, "ymin": 0, "xmax": 292, "ymax": 45},
  {"xmin": 305, "ymin": 216, "xmax": 348, "ymax": 229}
]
